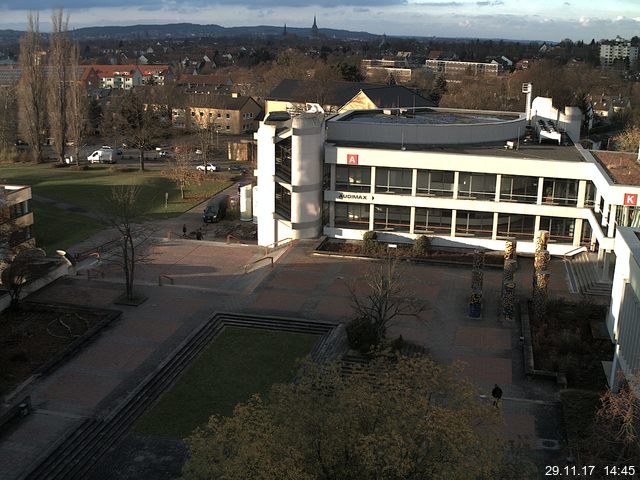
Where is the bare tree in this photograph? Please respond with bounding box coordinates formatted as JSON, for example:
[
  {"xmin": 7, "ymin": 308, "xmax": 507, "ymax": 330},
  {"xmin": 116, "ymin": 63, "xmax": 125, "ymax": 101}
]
[
  {"xmin": 17, "ymin": 12, "xmax": 46, "ymax": 163},
  {"xmin": 102, "ymin": 185, "xmax": 152, "ymax": 301},
  {"xmin": 163, "ymin": 152, "xmax": 201, "ymax": 200},
  {"xmin": 111, "ymin": 89, "xmax": 164, "ymax": 172},
  {"xmin": 66, "ymin": 41, "xmax": 88, "ymax": 164},
  {"xmin": 348, "ymin": 256, "xmax": 425, "ymax": 347},
  {"xmin": 47, "ymin": 8, "xmax": 70, "ymax": 163},
  {"xmin": 0, "ymin": 248, "xmax": 47, "ymax": 310},
  {"xmin": 0, "ymin": 84, "xmax": 18, "ymax": 156}
]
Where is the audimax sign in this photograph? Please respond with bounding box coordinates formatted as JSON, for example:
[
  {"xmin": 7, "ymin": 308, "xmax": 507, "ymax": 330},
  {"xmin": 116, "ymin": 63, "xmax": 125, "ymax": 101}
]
[{"xmin": 336, "ymin": 192, "xmax": 372, "ymax": 201}]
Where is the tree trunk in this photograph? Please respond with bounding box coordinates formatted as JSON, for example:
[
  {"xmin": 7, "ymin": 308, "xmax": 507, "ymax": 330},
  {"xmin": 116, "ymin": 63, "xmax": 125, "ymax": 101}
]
[{"xmin": 139, "ymin": 148, "xmax": 145, "ymax": 172}]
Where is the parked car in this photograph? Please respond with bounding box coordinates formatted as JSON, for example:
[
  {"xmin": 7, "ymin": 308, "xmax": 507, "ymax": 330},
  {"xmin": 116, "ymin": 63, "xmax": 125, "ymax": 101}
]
[
  {"xmin": 202, "ymin": 195, "xmax": 228, "ymax": 223},
  {"xmin": 87, "ymin": 149, "xmax": 115, "ymax": 164},
  {"xmin": 195, "ymin": 149, "xmax": 203, "ymax": 155},
  {"xmin": 159, "ymin": 150, "xmax": 174, "ymax": 158},
  {"xmin": 227, "ymin": 165, "xmax": 248, "ymax": 174},
  {"xmin": 196, "ymin": 163, "xmax": 217, "ymax": 172}
]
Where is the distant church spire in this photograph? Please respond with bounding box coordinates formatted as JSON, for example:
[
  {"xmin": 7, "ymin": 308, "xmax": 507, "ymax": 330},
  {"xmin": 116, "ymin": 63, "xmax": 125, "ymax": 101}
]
[
  {"xmin": 311, "ymin": 15, "xmax": 319, "ymax": 37},
  {"xmin": 283, "ymin": 23, "xmax": 287, "ymax": 36}
]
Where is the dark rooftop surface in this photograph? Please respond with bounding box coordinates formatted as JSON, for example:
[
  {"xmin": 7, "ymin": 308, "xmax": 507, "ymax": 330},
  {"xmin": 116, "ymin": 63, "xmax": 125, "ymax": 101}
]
[{"xmin": 342, "ymin": 110, "xmax": 516, "ymax": 125}]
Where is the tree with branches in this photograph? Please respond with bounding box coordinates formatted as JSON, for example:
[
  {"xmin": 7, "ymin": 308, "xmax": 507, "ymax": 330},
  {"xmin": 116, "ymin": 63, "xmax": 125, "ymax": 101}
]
[
  {"xmin": 0, "ymin": 248, "xmax": 47, "ymax": 310},
  {"xmin": 47, "ymin": 8, "xmax": 70, "ymax": 163},
  {"xmin": 102, "ymin": 185, "xmax": 151, "ymax": 301},
  {"xmin": 163, "ymin": 152, "xmax": 202, "ymax": 200},
  {"xmin": 182, "ymin": 353, "xmax": 529, "ymax": 480},
  {"xmin": 66, "ymin": 41, "xmax": 88, "ymax": 164},
  {"xmin": 17, "ymin": 12, "xmax": 46, "ymax": 163},
  {"xmin": 346, "ymin": 256, "xmax": 425, "ymax": 352}
]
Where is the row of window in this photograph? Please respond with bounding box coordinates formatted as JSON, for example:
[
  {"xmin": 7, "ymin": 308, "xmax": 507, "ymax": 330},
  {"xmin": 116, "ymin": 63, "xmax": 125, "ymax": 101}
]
[
  {"xmin": 193, "ymin": 111, "xmax": 231, "ymax": 119},
  {"xmin": 335, "ymin": 166, "xmax": 592, "ymax": 207},
  {"xmin": 334, "ymin": 204, "xmax": 587, "ymax": 243}
]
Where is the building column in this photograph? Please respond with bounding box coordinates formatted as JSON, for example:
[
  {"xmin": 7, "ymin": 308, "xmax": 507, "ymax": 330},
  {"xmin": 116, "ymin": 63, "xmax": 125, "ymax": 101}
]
[
  {"xmin": 410, "ymin": 206, "xmax": 416, "ymax": 234},
  {"xmin": 602, "ymin": 201, "xmax": 609, "ymax": 228},
  {"xmin": 370, "ymin": 166, "xmax": 376, "ymax": 194},
  {"xmin": 602, "ymin": 251, "xmax": 611, "ymax": 282},
  {"xmin": 595, "ymin": 191, "xmax": 601, "ymax": 213},
  {"xmin": 330, "ymin": 164, "xmax": 336, "ymax": 191},
  {"xmin": 453, "ymin": 172, "xmax": 459, "ymax": 199},
  {"xmin": 329, "ymin": 202, "xmax": 335, "ymax": 228},
  {"xmin": 577, "ymin": 180, "xmax": 587, "ymax": 208},
  {"xmin": 492, "ymin": 212, "xmax": 499, "ymax": 240},
  {"xmin": 608, "ymin": 204, "xmax": 617, "ymax": 237},
  {"xmin": 573, "ymin": 218, "xmax": 583, "ymax": 246},
  {"xmin": 369, "ymin": 204, "xmax": 375, "ymax": 231},
  {"xmin": 450, "ymin": 210, "xmax": 457, "ymax": 237},
  {"xmin": 411, "ymin": 168, "xmax": 417, "ymax": 196},
  {"xmin": 623, "ymin": 206, "xmax": 630, "ymax": 227},
  {"xmin": 534, "ymin": 216, "xmax": 541, "ymax": 238},
  {"xmin": 537, "ymin": 177, "xmax": 544, "ymax": 204},
  {"xmin": 495, "ymin": 174, "xmax": 501, "ymax": 202}
]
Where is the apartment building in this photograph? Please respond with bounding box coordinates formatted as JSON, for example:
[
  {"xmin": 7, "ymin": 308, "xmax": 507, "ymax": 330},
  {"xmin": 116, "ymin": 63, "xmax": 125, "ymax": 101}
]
[
  {"xmin": 0, "ymin": 185, "xmax": 35, "ymax": 259},
  {"xmin": 599, "ymin": 37, "xmax": 639, "ymax": 69},
  {"xmin": 425, "ymin": 59, "xmax": 501, "ymax": 76}
]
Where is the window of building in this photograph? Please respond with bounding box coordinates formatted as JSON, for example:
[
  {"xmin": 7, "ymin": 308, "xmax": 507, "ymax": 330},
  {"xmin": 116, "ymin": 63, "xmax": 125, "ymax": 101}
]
[
  {"xmin": 9, "ymin": 200, "xmax": 29, "ymax": 219},
  {"xmin": 275, "ymin": 183, "xmax": 291, "ymax": 221},
  {"xmin": 208, "ymin": 112, "xmax": 212, "ymax": 117},
  {"xmin": 335, "ymin": 203, "xmax": 370, "ymax": 230},
  {"xmin": 542, "ymin": 178, "xmax": 579, "ymax": 206},
  {"xmin": 414, "ymin": 208, "xmax": 452, "ymax": 235},
  {"xmin": 496, "ymin": 214, "xmax": 535, "ymax": 240},
  {"xmin": 416, "ymin": 170, "xmax": 454, "ymax": 197},
  {"xmin": 225, "ymin": 113, "xmax": 230, "ymax": 119},
  {"xmin": 539, "ymin": 216, "xmax": 575, "ymax": 243},
  {"xmin": 585, "ymin": 182, "xmax": 596, "ymax": 207},
  {"xmin": 199, "ymin": 112, "xmax": 204, "ymax": 117},
  {"xmin": 225, "ymin": 125, "xmax": 230, "ymax": 130},
  {"xmin": 375, "ymin": 168, "xmax": 412, "ymax": 194},
  {"xmin": 217, "ymin": 112, "xmax": 221, "ymax": 118},
  {"xmin": 374, "ymin": 205, "xmax": 411, "ymax": 232},
  {"xmin": 500, "ymin": 175, "xmax": 538, "ymax": 204},
  {"xmin": 458, "ymin": 173, "xmax": 496, "ymax": 200},
  {"xmin": 336, "ymin": 166, "xmax": 371, "ymax": 192},
  {"xmin": 455, "ymin": 210, "xmax": 493, "ymax": 238},
  {"xmin": 191, "ymin": 111, "xmax": 196, "ymax": 116}
]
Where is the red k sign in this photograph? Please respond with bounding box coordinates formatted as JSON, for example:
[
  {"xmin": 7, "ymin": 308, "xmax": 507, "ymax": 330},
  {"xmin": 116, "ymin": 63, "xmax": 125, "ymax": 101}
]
[
  {"xmin": 624, "ymin": 193, "xmax": 638, "ymax": 206},
  {"xmin": 347, "ymin": 154, "xmax": 359, "ymax": 165}
]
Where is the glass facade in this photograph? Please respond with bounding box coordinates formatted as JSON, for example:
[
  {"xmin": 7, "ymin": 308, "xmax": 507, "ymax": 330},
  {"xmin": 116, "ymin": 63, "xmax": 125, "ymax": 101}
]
[
  {"xmin": 335, "ymin": 203, "xmax": 370, "ymax": 229},
  {"xmin": 496, "ymin": 213, "xmax": 536, "ymax": 240},
  {"xmin": 542, "ymin": 178, "xmax": 579, "ymax": 206},
  {"xmin": 274, "ymin": 183, "xmax": 291, "ymax": 220},
  {"xmin": 336, "ymin": 165, "xmax": 371, "ymax": 192},
  {"xmin": 539, "ymin": 216, "xmax": 574, "ymax": 242},
  {"xmin": 375, "ymin": 168, "xmax": 412, "ymax": 194},
  {"xmin": 416, "ymin": 170, "xmax": 454, "ymax": 197},
  {"xmin": 414, "ymin": 208, "xmax": 452, "ymax": 234},
  {"xmin": 500, "ymin": 176, "xmax": 538, "ymax": 204},
  {"xmin": 455, "ymin": 210, "xmax": 494, "ymax": 238},
  {"xmin": 373, "ymin": 205, "xmax": 411, "ymax": 231},
  {"xmin": 458, "ymin": 172, "xmax": 496, "ymax": 201}
]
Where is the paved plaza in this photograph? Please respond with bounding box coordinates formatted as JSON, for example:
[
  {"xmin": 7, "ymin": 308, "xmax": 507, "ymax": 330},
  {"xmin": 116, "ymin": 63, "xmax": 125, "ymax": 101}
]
[{"xmin": 0, "ymin": 211, "xmax": 579, "ymax": 478}]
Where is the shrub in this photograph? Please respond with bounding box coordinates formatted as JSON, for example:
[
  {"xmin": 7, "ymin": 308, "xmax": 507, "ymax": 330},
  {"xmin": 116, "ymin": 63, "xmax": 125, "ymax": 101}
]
[
  {"xmin": 346, "ymin": 316, "xmax": 380, "ymax": 354},
  {"xmin": 362, "ymin": 230, "xmax": 379, "ymax": 255},
  {"xmin": 70, "ymin": 164, "xmax": 89, "ymax": 171},
  {"xmin": 412, "ymin": 235, "xmax": 431, "ymax": 257},
  {"xmin": 50, "ymin": 162, "xmax": 67, "ymax": 168},
  {"xmin": 109, "ymin": 166, "xmax": 137, "ymax": 173}
]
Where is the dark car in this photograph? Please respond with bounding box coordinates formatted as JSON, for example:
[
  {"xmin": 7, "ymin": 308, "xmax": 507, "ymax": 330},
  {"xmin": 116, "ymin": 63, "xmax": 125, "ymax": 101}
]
[{"xmin": 202, "ymin": 195, "xmax": 228, "ymax": 223}]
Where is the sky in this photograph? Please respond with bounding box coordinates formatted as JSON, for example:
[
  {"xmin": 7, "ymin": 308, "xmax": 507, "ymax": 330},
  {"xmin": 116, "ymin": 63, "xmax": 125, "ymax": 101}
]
[{"xmin": 0, "ymin": 0, "xmax": 637, "ymax": 42}]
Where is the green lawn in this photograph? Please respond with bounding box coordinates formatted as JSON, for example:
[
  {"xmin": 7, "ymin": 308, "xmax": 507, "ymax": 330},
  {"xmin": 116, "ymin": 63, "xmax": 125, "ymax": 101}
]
[
  {"xmin": 32, "ymin": 200, "xmax": 105, "ymax": 254},
  {"xmin": 134, "ymin": 327, "xmax": 319, "ymax": 439},
  {"xmin": 1, "ymin": 162, "xmax": 232, "ymax": 220},
  {"xmin": 1, "ymin": 162, "xmax": 233, "ymax": 252}
]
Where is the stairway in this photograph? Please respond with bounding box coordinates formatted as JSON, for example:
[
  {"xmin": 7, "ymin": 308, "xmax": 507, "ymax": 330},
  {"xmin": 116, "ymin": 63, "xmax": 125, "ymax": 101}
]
[{"xmin": 564, "ymin": 251, "xmax": 612, "ymax": 296}]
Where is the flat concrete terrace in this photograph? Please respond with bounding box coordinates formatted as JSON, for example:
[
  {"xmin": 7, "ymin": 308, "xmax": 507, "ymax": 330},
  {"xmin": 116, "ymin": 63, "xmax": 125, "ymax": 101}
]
[{"xmin": 0, "ymin": 233, "xmax": 579, "ymax": 479}]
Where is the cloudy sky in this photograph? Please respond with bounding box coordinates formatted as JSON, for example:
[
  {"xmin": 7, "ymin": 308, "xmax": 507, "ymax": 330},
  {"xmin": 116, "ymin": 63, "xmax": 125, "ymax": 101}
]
[{"xmin": 0, "ymin": 0, "xmax": 637, "ymax": 42}]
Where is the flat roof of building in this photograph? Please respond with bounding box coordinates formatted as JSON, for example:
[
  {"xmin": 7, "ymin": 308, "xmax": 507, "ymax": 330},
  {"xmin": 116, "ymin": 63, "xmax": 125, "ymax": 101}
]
[
  {"xmin": 340, "ymin": 108, "xmax": 517, "ymax": 125},
  {"xmin": 328, "ymin": 139, "xmax": 585, "ymax": 162},
  {"xmin": 591, "ymin": 151, "xmax": 640, "ymax": 185}
]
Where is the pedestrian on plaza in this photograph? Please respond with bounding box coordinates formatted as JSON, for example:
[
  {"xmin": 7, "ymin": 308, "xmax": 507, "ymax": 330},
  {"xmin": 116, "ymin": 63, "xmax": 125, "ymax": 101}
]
[
  {"xmin": 491, "ymin": 384, "xmax": 503, "ymax": 407},
  {"xmin": 182, "ymin": 224, "xmax": 187, "ymax": 238}
]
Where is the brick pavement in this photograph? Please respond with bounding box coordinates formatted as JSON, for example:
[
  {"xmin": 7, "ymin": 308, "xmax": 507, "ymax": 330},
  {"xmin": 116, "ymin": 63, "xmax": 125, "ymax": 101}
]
[{"xmin": 0, "ymin": 233, "xmax": 577, "ymax": 478}]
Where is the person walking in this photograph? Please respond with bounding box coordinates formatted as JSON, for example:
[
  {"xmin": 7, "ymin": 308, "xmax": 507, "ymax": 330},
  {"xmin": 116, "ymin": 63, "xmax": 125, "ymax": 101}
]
[
  {"xmin": 491, "ymin": 384, "xmax": 503, "ymax": 407},
  {"xmin": 182, "ymin": 224, "xmax": 187, "ymax": 238}
]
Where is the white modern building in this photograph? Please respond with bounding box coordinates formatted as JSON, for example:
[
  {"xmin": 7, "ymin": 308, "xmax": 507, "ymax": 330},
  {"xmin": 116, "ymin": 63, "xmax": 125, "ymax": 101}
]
[
  {"xmin": 608, "ymin": 226, "xmax": 640, "ymax": 393},
  {"xmin": 255, "ymin": 93, "xmax": 640, "ymax": 258}
]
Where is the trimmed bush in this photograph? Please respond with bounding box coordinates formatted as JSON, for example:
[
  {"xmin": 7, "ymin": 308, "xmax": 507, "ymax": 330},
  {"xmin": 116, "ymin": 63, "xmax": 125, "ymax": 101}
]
[
  {"xmin": 413, "ymin": 235, "xmax": 431, "ymax": 257},
  {"xmin": 346, "ymin": 316, "xmax": 380, "ymax": 354},
  {"xmin": 362, "ymin": 230, "xmax": 379, "ymax": 255}
]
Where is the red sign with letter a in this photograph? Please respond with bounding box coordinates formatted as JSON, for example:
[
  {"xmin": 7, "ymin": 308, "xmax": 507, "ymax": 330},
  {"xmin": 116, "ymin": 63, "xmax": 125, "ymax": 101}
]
[
  {"xmin": 347, "ymin": 154, "xmax": 359, "ymax": 165},
  {"xmin": 624, "ymin": 193, "xmax": 637, "ymax": 206}
]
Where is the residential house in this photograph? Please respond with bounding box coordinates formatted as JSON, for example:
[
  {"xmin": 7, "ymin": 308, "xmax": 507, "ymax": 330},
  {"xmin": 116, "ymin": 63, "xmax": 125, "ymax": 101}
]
[
  {"xmin": 173, "ymin": 93, "xmax": 262, "ymax": 134},
  {"xmin": 266, "ymin": 79, "xmax": 435, "ymax": 116},
  {"xmin": 88, "ymin": 64, "xmax": 172, "ymax": 90}
]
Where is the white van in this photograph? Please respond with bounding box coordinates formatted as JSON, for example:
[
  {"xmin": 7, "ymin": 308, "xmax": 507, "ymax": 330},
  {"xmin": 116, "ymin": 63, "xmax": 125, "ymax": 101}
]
[{"xmin": 87, "ymin": 149, "xmax": 115, "ymax": 164}]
